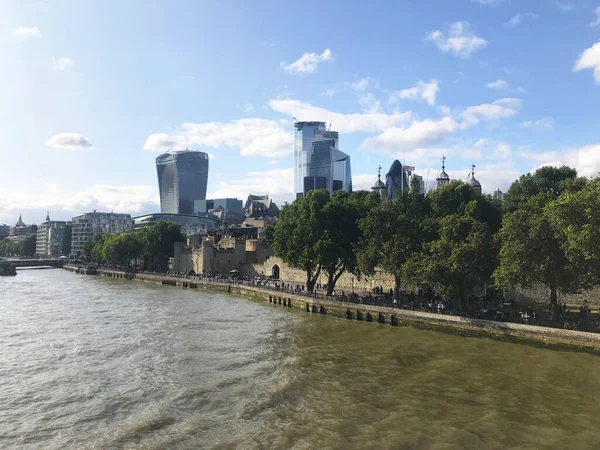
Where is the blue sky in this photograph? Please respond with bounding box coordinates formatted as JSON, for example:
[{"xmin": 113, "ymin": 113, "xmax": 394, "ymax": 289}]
[{"xmin": 2, "ymin": 0, "xmax": 600, "ymax": 224}]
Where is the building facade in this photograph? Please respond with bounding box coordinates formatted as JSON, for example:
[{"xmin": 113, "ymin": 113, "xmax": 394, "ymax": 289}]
[
  {"xmin": 244, "ymin": 195, "xmax": 280, "ymax": 218},
  {"xmin": 194, "ymin": 198, "xmax": 244, "ymax": 224},
  {"xmin": 36, "ymin": 213, "xmax": 71, "ymax": 256},
  {"xmin": 293, "ymin": 121, "xmax": 352, "ymax": 198},
  {"xmin": 9, "ymin": 215, "xmax": 37, "ymax": 239},
  {"xmin": 409, "ymin": 173, "xmax": 425, "ymax": 194},
  {"xmin": 385, "ymin": 160, "xmax": 409, "ymax": 200},
  {"xmin": 70, "ymin": 212, "xmax": 133, "ymax": 255},
  {"xmin": 156, "ymin": 150, "xmax": 209, "ymax": 215},
  {"xmin": 0, "ymin": 224, "xmax": 9, "ymax": 240},
  {"xmin": 132, "ymin": 213, "xmax": 222, "ymax": 236}
]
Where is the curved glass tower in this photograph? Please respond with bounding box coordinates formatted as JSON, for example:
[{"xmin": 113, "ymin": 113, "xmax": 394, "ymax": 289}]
[
  {"xmin": 156, "ymin": 150, "xmax": 209, "ymax": 214},
  {"xmin": 385, "ymin": 160, "xmax": 409, "ymax": 200},
  {"xmin": 294, "ymin": 121, "xmax": 351, "ymax": 198}
]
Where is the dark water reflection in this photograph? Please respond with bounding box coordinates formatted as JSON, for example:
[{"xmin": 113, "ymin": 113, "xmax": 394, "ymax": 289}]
[{"xmin": 1, "ymin": 270, "xmax": 599, "ymax": 449}]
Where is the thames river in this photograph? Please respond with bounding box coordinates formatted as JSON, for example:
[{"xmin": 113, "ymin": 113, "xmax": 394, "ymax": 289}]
[{"xmin": 2, "ymin": 270, "xmax": 600, "ymax": 449}]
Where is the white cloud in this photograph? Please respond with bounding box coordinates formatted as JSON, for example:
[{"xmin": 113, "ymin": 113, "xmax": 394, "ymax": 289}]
[
  {"xmin": 320, "ymin": 88, "xmax": 336, "ymax": 98},
  {"xmin": 12, "ymin": 26, "xmax": 41, "ymax": 38},
  {"xmin": 0, "ymin": 184, "xmax": 159, "ymax": 224},
  {"xmin": 144, "ymin": 118, "xmax": 294, "ymax": 158},
  {"xmin": 504, "ymin": 13, "xmax": 536, "ymax": 28},
  {"xmin": 361, "ymin": 98, "xmax": 520, "ymax": 157},
  {"xmin": 357, "ymin": 93, "xmax": 382, "ymax": 114},
  {"xmin": 53, "ymin": 57, "xmax": 74, "ymax": 71},
  {"xmin": 351, "ymin": 78, "xmax": 370, "ymax": 91},
  {"xmin": 457, "ymin": 138, "xmax": 512, "ymax": 160},
  {"xmin": 208, "ymin": 168, "xmax": 294, "ymax": 203},
  {"xmin": 268, "ymin": 98, "xmax": 413, "ymax": 133},
  {"xmin": 425, "ymin": 22, "xmax": 488, "ymax": 58},
  {"xmin": 280, "ymin": 48, "xmax": 333, "ymax": 74},
  {"xmin": 591, "ymin": 7, "xmax": 600, "ymax": 26},
  {"xmin": 361, "ymin": 117, "xmax": 459, "ymax": 155},
  {"xmin": 573, "ymin": 41, "xmax": 600, "ymax": 84},
  {"xmin": 521, "ymin": 117, "xmax": 555, "ymax": 130},
  {"xmin": 44, "ymin": 133, "xmax": 93, "ymax": 150},
  {"xmin": 394, "ymin": 79, "xmax": 440, "ymax": 105},
  {"xmin": 351, "ymin": 174, "xmax": 380, "ymax": 191},
  {"xmin": 471, "ymin": 0, "xmax": 504, "ymax": 5},
  {"xmin": 520, "ymin": 145, "xmax": 600, "ymax": 177},
  {"xmin": 242, "ymin": 103, "xmax": 254, "ymax": 113},
  {"xmin": 460, "ymin": 98, "xmax": 521, "ymax": 127},
  {"xmin": 486, "ymin": 79, "xmax": 508, "ymax": 89}
]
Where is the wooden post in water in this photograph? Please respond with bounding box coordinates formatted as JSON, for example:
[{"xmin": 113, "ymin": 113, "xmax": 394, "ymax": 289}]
[
  {"xmin": 378, "ymin": 312, "xmax": 385, "ymax": 324},
  {"xmin": 366, "ymin": 313, "xmax": 373, "ymax": 322},
  {"xmin": 356, "ymin": 310, "xmax": 363, "ymax": 321},
  {"xmin": 346, "ymin": 309, "xmax": 353, "ymax": 320},
  {"xmin": 391, "ymin": 315, "xmax": 398, "ymax": 326}
]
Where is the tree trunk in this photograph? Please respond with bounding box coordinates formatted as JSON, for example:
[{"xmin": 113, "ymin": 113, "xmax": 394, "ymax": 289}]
[
  {"xmin": 394, "ymin": 274, "xmax": 401, "ymax": 300},
  {"xmin": 306, "ymin": 264, "xmax": 321, "ymax": 293},
  {"xmin": 326, "ymin": 271, "xmax": 335, "ymax": 295},
  {"xmin": 550, "ymin": 286, "xmax": 558, "ymax": 306},
  {"xmin": 550, "ymin": 285, "xmax": 561, "ymax": 321}
]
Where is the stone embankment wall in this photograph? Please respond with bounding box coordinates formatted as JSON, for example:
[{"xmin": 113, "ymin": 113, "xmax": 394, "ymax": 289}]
[
  {"xmin": 241, "ymin": 256, "xmax": 396, "ymax": 294},
  {"xmin": 63, "ymin": 265, "xmax": 600, "ymax": 352}
]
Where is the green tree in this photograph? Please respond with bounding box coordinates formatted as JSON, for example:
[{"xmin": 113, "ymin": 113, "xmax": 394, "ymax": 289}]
[
  {"xmin": 548, "ymin": 178, "xmax": 600, "ymax": 286},
  {"xmin": 428, "ymin": 180, "xmax": 502, "ymax": 233},
  {"xmin": 318, "ymin": 190, "xmax": 377, "ymax": 295},
  {"xmin": 493, "ymin": 194, "xmax": 582, "ymax": 309},
  {"xmin": 272, "ymin": 189, "xmax": 330, "ymax": 292},
  {"xmin": 408, "ymin": 214, "xmax": 496, "ymax": 310},
  {"xmin": 21, "ymin": 235, "xmax": 36, "ymax": 256},
  {"xmin": 358, "ymin": 189, "xmax": 432, "ymax": 299},
  {"xmin": 141, "ymin": 221, "xmax": 183, "ymax": 271},
  {"xmin": 502, "ymin": 166, "xmax": 580, "ymax": 213}
]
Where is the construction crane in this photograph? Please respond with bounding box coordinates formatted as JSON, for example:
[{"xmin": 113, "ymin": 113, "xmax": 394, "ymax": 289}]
[{"xmin": 425, "ymin": 168, "xmax": 431, "ymax": 193}]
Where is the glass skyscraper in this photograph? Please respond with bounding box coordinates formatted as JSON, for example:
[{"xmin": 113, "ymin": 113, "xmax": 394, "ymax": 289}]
[
  {"xmin": 156, "ymin": 150, "xmax": 209, "ymax": 214},
  {"xmin": 293, "ymin": 121, "xmax": 352, "ymax": 198},
  {"xmin": 385, "ymin": 160, "xmax": 410, "ymax": 200}
]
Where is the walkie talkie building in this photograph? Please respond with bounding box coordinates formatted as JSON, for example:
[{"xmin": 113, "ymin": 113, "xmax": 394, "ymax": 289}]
[{"xmin": 156, "ymin": 150, "xmax": 209, "ymax": 215}]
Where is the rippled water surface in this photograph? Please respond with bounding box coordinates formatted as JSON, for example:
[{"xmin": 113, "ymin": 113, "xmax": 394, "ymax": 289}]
[{"xmin": 2, "ymin": 270, "xmax": 600, "ymax": 449}]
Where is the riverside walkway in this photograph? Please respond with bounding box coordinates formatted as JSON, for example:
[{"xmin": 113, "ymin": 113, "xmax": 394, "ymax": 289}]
[{"xmin": 63, "ymin": 265, "xmax": 600, "ymax": 352}]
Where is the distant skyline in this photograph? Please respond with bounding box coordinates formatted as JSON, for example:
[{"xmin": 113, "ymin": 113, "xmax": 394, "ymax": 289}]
[{"xmin": 2, "ymin": 0, "xmax": 600, "ymax": 224}]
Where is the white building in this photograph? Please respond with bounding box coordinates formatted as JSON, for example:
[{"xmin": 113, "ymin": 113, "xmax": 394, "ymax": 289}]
[
  {"xmin": 70, "ymin": 211, "xmax": 133, "ymax": 255},
  {"xmin": 36, "ymin": 212, "xmax": 71, "ymax": 256}
]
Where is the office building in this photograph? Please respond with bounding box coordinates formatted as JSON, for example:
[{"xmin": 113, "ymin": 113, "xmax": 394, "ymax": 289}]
[
  {"xmin": 36, "ymin": 212, "xmax": 71, "ymax": 256},
  {"xmin": 156, "ymin": 150, "xmax": 209, "ymax": 215},
  {"xmin": 493, "ymin": 189, "xmax": 504, "ymax": 201},
  {"xmin": 132, "ymin": 213, "xmax": 221, "ymax": 236},
  {"xmin": 194, "ymin": 198, "xmax": 244, "ymax": 224},
  {"xmin": 385, "ymin": 160, "xmax": 410, "ymax": 200},
  {"xmin": 9, "ymin": 214, "xmax": 37, "ymax": 238},
  {"xmin": 409, "ymin": 173, "xmax": 425, "ymax": 194},
  {"xmin": 293, "ymin": 121, "xmax": 352, "ymax": 198},
  {"xmin": 70, "ymin": 211, "xmax": 133, "ymax": 255},
  {"xmin": 0, "ymin": 224, "xmax": 9, "ymax": 240}
]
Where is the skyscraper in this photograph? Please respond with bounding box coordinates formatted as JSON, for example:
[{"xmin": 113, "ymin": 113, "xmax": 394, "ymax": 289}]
[
  {"xmin": 156, "ymin": 150, "xmax": 209, "ymax": 214},
  {"xmin": 385, "ymin": 160, "xmax": 409, "ymax": 200},
  {"xmin": 293, "ymin": 121, "xmax": 352, "ymax": 198}
]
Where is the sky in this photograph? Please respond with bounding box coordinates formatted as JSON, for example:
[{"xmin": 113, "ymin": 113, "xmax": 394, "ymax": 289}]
[{"xmin": 1, "ymin": 0, "xmax": 600, "ymax": 225}]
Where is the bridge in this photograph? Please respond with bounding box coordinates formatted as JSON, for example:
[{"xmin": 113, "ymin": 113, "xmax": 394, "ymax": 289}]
[{"xmin": 8, "ymin": 259, "xmax": 66, "ymax": 268}]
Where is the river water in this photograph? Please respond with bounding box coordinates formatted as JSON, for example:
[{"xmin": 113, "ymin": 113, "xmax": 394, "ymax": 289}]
[{"xmin": 2, "ymin": 270, "xmax": 600, "ymax": 449}]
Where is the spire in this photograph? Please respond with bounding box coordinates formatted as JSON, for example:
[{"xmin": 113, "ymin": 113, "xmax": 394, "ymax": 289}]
[
  {"xmin": 436, "ymin": 155, "xmax": 450, "ymax": 188},
  {"xmin": 46, "ymin": 211, "xmax": 50, "ymax": 222}
]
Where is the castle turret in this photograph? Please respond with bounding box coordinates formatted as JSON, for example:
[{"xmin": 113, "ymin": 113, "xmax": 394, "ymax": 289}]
[
  {"xmin": 371, "ymin": 166, "xmax": 387, "ymax": 202},
  {"xmin": 467, "ymin": 164, "xmax": 482, "ymax": 196},
  {"xmin": 436, "ymin": 156, "xmax": 450, "ymax": 188}
]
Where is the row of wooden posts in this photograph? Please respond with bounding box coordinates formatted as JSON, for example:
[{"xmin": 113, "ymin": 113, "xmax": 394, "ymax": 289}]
[
  {"xmin": 268, "ymin": 294, "xmax": 292, "ymax": 307},
  {"xmin": 268, "ymin": 294, "xmax": 400, "ymax": 326}
]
